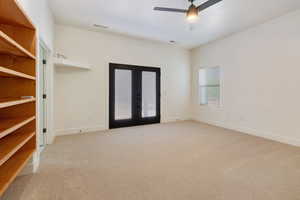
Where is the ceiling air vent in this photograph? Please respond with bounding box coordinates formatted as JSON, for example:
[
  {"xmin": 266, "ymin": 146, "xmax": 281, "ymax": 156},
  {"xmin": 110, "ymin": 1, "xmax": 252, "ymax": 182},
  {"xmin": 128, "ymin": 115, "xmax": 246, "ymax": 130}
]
[{"xmin": 93, "ymin": 24, "xmax": 109, "ymax": 29}]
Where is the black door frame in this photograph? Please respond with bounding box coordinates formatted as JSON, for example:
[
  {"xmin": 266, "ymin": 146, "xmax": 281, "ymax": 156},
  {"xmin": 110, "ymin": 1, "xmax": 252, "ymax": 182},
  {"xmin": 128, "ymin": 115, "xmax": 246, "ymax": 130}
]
[{"xmin": 109, "ymin": 63, "xmax": 161, "ymax": 129}]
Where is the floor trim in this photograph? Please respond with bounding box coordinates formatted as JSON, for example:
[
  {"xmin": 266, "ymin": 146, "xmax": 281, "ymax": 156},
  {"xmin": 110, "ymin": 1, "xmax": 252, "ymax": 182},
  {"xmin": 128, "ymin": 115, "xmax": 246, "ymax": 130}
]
[
  {"xmin": 55, "ymin": 125, "xmax": 107, "ymax": 136},
  {"xmin": 193, "ymin": 118, "xmax": 300, "ymax": 147}
]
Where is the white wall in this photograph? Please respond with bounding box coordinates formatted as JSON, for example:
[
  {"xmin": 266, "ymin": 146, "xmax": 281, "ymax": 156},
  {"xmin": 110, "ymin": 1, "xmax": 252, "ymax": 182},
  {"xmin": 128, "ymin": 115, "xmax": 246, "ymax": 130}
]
[
  {"xmin": 191, "ymin": 9, "xmax": 300, "ymax": 146},
  {"xmin": 54, "ymin": 25, "xmax": 191, "ymax": 135}
]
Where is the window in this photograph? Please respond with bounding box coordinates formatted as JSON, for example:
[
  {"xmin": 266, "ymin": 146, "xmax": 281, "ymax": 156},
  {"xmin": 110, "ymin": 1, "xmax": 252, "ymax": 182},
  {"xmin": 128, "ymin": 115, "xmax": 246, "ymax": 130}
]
[{"xmin": 199, "ymin": 67, "xmax": 221, "ymax": 106}]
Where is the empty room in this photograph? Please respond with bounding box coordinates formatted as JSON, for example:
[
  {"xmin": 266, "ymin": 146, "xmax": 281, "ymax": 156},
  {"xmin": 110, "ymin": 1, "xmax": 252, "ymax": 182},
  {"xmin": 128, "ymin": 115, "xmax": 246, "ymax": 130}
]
[{"xmin": 0, "ymin": 0, "xmax": 300, "ymax": 199}]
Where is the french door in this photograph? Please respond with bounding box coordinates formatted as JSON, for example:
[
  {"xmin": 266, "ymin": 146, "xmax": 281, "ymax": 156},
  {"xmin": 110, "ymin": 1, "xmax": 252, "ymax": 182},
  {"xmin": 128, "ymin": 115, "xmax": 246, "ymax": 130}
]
[{"xmin": 109, "ymin": 63, "xmax": 161, "ymax": 129}]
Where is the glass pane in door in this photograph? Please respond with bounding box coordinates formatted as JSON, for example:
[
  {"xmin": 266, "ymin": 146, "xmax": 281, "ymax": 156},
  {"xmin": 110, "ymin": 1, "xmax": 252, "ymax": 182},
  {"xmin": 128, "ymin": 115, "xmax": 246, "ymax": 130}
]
[
  {"xmin": 142, "ymin": 71, "xmax": 156, "ymax": 117},
  {"xmin": 115, "ymin": 69, "xmax": 132, "ymax": 120}
]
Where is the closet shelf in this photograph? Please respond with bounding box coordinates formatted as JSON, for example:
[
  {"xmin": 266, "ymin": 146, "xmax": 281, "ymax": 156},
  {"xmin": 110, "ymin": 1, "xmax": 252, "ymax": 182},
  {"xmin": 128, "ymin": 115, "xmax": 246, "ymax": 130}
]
[
  {"xmin": 0, "ymin": 0, "xmax": 37, "ymax": 196},
  {"xmin": 0, "ymin": 148, "xmax": 34, "ymax": 196},
  {"xmin": 0, "ymin": 116, "xmax": 36, "ymax": 139},
  {"xmin": 0, "ymin": 97, "xmax": 35, "ymax": 109},
  {"xmin": 54, "ymin": 58, "xmax": 91, "ymax": 70},
  {"xmin": 0, "ymin": 31, "xmax": 36, "ymax": 59},
  {"xmin": 0, "ymin": 66, "xmax": 35, "ymax": 80},
  {"xmin": 0, "ymin": 0, "xmax": 35, "ymax": 29},
  {"xmin": 0, "ymin": 131, "xmax": 35, "ymax": 166}
]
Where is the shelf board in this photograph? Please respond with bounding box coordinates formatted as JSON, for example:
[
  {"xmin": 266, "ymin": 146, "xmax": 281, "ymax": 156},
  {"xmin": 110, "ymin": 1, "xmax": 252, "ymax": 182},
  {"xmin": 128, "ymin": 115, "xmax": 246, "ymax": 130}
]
[
  {"xmin": 0, "ymin": 0, "xmax": 37, "ymax": 196},
  {"xmin": 0, "ymin": 0, "xmax": 35, "ymax": 29},
  {"xmin": 0, "ymin": 116, "xmax": 35, "ymax": 139},
  {"xmin": 54, "ymin": 58, "xmax": 91, "ymax": 70},
  {"xmin": 0, "ymin": 31, "xmax": 35, "ymax": 59},
  {"xmin": 0, "ymin": 97, "xmax": 35, "ymax": 109},
  {"xmin": 0, "ymin": 131, "xmax": 35, "ymax": 166},
  {"xmin": 0, "ymin": 66, "xmax": 35, "ymax": 80},
  {"xmin": 0, "ymin": 148, "xmax": 34, "ymax": 196}
]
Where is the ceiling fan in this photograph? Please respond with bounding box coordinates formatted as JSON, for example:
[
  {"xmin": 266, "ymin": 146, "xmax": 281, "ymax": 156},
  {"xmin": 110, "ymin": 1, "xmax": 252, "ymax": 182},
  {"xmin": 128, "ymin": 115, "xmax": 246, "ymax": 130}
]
[{"xmin": 154, "ymin": 0, "xmax": 223, "ymax": 21}]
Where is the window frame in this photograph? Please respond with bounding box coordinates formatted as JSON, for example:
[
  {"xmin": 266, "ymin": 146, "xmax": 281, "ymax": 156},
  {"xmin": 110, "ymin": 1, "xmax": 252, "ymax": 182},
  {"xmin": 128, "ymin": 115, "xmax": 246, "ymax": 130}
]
[{"xmin": 198, "ymin": 66, "xmax": 223, "ymax": 108}]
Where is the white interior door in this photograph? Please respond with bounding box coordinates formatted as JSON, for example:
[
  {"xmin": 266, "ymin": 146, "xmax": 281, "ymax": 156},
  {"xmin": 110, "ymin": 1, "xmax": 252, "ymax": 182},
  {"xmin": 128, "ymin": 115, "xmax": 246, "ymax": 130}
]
[{"xmin": 39, "ymin": 45, "xmax": 47, "ymax": 150}]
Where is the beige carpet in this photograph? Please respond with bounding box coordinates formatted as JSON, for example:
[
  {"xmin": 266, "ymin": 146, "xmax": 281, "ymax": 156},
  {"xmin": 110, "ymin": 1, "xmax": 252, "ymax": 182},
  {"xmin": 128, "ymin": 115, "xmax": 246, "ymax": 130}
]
[{"xmin": 2, "ymin": 121, "xmax": 300, "ymax": 200}]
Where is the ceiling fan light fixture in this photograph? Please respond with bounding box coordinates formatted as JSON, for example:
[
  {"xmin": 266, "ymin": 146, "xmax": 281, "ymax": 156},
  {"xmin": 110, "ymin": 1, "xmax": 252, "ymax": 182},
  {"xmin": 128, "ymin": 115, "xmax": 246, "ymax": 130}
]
[
  {"xmin": 154, "ymin": 0, "xmax": 222, "ymax": 23},
  {"xmin": 186, "ymin": 4, "xmax": 198, "ymax": 22}
]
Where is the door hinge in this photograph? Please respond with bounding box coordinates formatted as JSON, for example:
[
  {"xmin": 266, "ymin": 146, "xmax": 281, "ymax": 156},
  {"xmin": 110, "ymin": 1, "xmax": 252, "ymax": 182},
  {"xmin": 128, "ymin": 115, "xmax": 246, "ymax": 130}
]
[
  {"xmin": 43, "ymin": 59, "xmax": 47, "ymax": 65},
  {"xmin": 43, "ymin": 94, "xmax": 47, "ymax": 99},
  {"xmin": 43, "ymin": 128, "xmax": 47, "ymax": 133}
]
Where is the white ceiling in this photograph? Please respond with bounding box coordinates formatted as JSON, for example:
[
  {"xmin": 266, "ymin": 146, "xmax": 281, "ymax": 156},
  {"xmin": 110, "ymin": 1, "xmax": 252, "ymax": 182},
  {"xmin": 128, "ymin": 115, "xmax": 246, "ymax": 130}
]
[{"xmin": 49, "ymin": 0, "xmax": 300, "ymax": 48}]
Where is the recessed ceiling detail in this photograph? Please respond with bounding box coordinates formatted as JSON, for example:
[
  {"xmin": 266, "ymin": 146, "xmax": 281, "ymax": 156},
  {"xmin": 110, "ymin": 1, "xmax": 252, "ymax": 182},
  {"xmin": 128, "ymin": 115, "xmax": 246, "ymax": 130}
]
[{"xmin": 50, "ymin": 0, "xmax": 300, "ymax": 48}]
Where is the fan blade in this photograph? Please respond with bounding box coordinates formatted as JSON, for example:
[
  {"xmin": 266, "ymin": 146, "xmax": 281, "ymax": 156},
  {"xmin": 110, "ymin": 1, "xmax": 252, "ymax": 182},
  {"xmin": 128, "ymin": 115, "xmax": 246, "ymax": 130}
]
[
  {"xmin": 153, "ymin": 7, "xmax": 187, "ymax": 13},
  {"xmin": 197, "ymin": 0, "xmax": 222, "ymax": 11}
]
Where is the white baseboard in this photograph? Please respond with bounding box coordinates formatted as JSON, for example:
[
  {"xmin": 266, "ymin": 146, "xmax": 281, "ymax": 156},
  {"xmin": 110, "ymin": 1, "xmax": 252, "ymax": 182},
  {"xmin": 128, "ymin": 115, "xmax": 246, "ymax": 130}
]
[
  {"xmin": 162, "ymin": 116, "xmax": 191, "ymax": 123},
  {"xmin": 46, "ymin": 132, "xmax": 56, "ymax": 144},
  {"xmin": 55, "ymin": 118, "xmax": 192, "ymax": 136},
  {"xmin": 55, "ymin": 124, "xmax": 107, "ymax": 136},
  {"xmin": 19, "ymin": 152, "xmax": 38, "ymax": 176},
  {"xmin": 55, "ymin": 118, "xmax": 191, "ymax": 136},
  {"xmin": 193, "ymin": 117, "xmax": 300, "ymax": 147}
]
